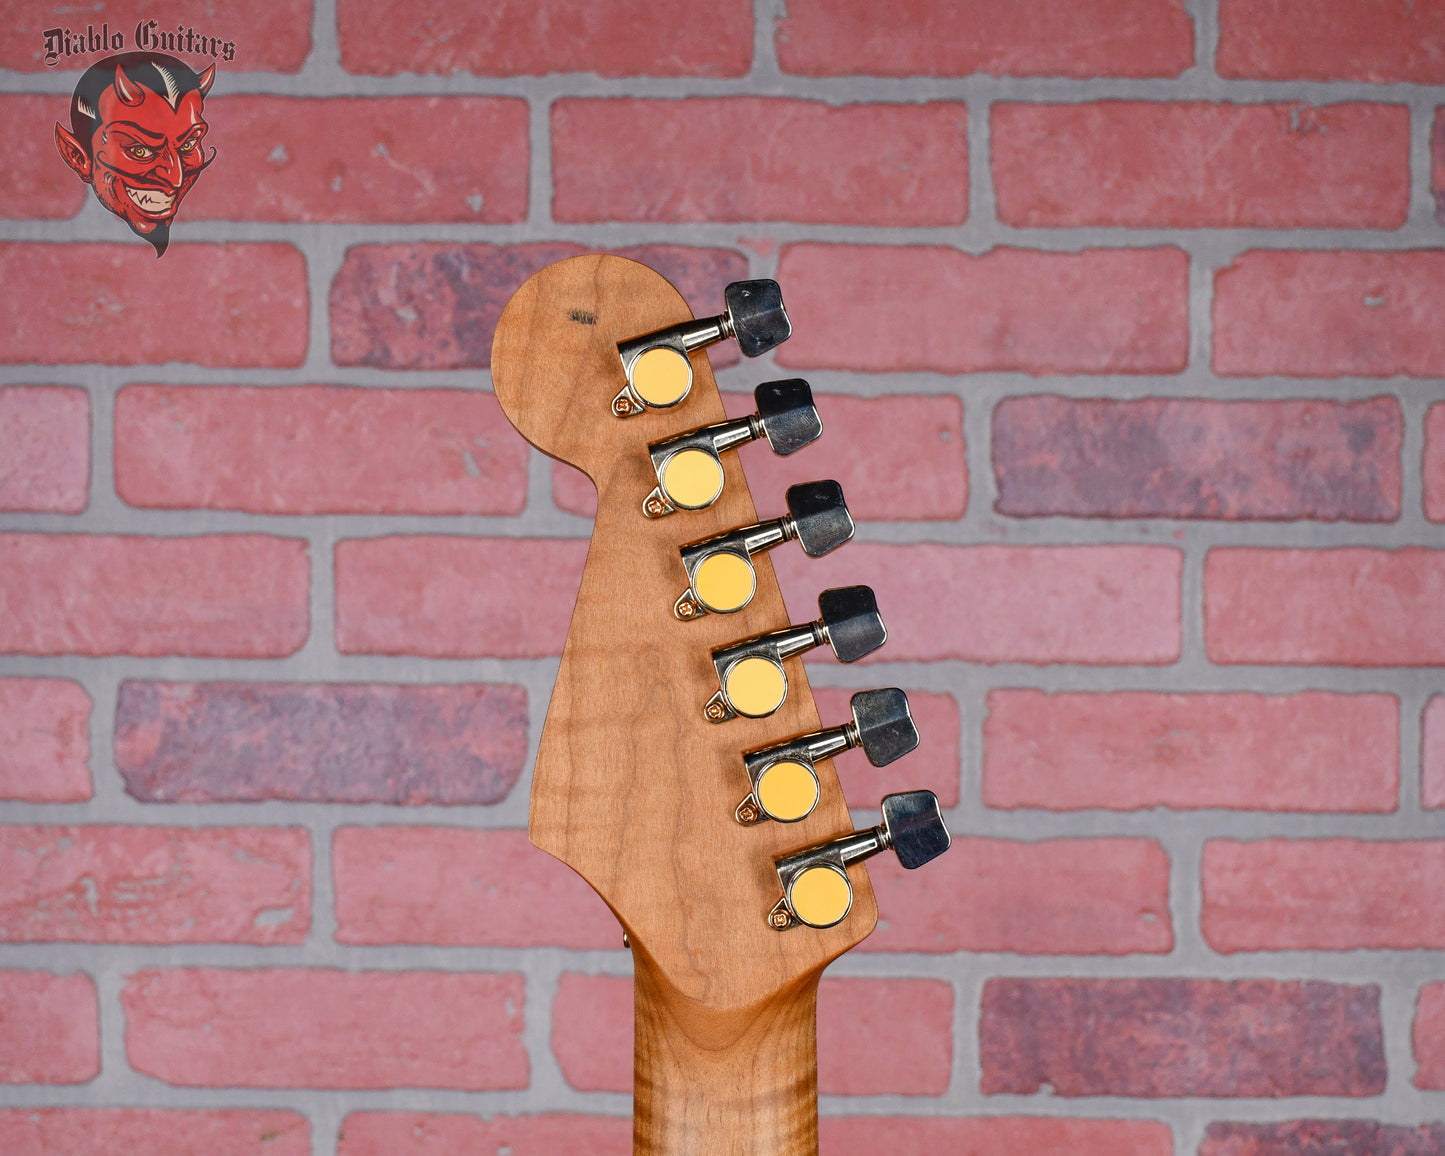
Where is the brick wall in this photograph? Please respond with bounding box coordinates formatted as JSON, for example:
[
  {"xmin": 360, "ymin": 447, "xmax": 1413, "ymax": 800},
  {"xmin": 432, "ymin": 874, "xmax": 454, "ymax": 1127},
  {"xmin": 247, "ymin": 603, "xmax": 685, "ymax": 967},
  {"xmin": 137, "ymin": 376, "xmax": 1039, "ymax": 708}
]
[{"xmin": 1, "ymin": 1, "xmax": 1443, "ymax": 1153}]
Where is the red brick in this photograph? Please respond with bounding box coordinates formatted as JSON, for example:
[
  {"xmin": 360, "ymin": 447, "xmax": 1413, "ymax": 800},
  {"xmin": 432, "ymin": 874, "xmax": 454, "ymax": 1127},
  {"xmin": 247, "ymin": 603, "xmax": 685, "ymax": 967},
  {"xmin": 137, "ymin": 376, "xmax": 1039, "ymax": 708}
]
[
  {"xmin": 0, "ymin": 971, "xmax": 97, "ymax": 1084},
  {"xmin": 993, "ymin": 102, "xmax": 1409, "ymax": 229},
  {"xmin": 553, "ymin": 99, "xmax": 967, "ymax": 226},
  {"xmin": 1218, "ymin": 0, "xmax": 1445, "ymax": 82},
  {"xmin": 864, "ymin": 837, "xmax": 1170, "ymax": 954},
  {"xmin": 0, "ymin": 1109, "xmax": 309, "ymax": 1156},
  {"xmin": 812, "ymin": 687, "xmax": 959, "ymax": 808},
  {"xmin": 819, "ymin": 1117, "xmax": 1172, "ymax": 1156},
  {"xmin": 0, "ymin": 386, "xmax": 89, "ymax": 514},
  {"xmin": 773, "ymin": 543, "xmax": 1181, "ymax": 665},
  {"xmin": 334, "ymin": 828, "xmax": 619, "ymax": 948},
  {"xmin": 994, "ymin": 395, "xmax": 1401, "ymax": 522},
  {"xmin": 184, "ymin": 97, "xmax": 527, "ymax": 223},
  {"xmin": 116, "ymin": 681, "xmax": 527, "ymax": 805},
  {"xmin": 983, "ymin": 691, "xmax": 1398, "ymax": 812},
  {"xmin": 0, "ymin": 96, "xmax": 87, "ymax": 218},
  {"xmin": 338, "ymin": 0, "xmax": 751, "ymax": 77},
  {"xmin": 331, "ymin": 243, "xmax": 745, "ymax": 370},
  {"xmin": 1434, "ymin": 110, "xmax": 1445, "ymax": 224},
  {"xmin": 0, "ymin": 3, "xmax": 311, "ymax": 71},
  {"xmin": 1415, "ymin": 984, "xmax": 1445, "ymax": 1088},
  {"xmin": 1205, "ymin": 548, "xmax": 1445, "ymax": 666},
  {"xmin": 123, "ymin": 968, "xmax": 527, "ymax": 1089},
  {"xmin": 1203, "ymin": 839, "xmax": 1445, "ymax": 951},
  {"xmin": 115, "ymin": 385, "xmax": 529, "ymax": 515},
  {"xmin": 556, "ymin": 393, "xmax": 968, "ymax": 521},
  {"xmin": 552, "ymin": 974, "xmax": 952, "ymax": 1095},
  {"xmin": 1424, "ymin": 696, "xmax": 1445, "ymax": 809},
  {"xmin": 1422, "ymin": 402, "xmax": 1445, "ymax": 522},
  {"xmin": 338, "ymin": 1113, "xmax": 629, "ymax": 1156},
  {"xmin": 1214, "ymin": 250, "xmax": 1445, "ymax": 378},
  {"xmin": 0, "ymin": 534, "xmax": 308, "ymax": 657},
  {"xmin": 775, "ymin": 244, "xmax": 1189, "ymax": 375},
  {"xmin": 0, "ymin": 826, "xmax": 309, "ymax": 944},
  {"xmin": 1202, "ymin": 1121, "xmax": 1445, "ymax": 1156},
  {"xmin": 981, "ymin": 978, "xmax": 1385, "ymax": 1097},
  {"xmin": 335, "ymin": 536, "xmax": 585, "ymax": 658},
  {"xmin": 0, "ymin": 244, "xmax": 307, "ymax": 368},
  {"xmin": 775, "ymin": 0, "xmax": 1193, "ymax": 78},
  {"xmin": 0, "ymin": 679, "xmax": 91, "ymax": 803}
]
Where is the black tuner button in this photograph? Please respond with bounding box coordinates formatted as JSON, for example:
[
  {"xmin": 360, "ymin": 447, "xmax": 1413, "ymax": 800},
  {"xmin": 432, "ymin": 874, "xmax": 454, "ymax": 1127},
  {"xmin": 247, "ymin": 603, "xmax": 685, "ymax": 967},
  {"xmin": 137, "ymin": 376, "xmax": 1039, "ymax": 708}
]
[
  {"xmin": 787, "ymin": 480, "xmax": 854, "ymax": 558},
  {"xmin": 818, "ymin": 585, "xmax": 886, "ymax": 663},
  {"xmin": 851, "ymin": 689, "xmax": 919, "ymax": 768},
  {"xmin": 755, "ymin": 379, "xmax": 822, "ymax": 456},
  {"xmin": 725, "ymin": 279, "xmax": 791, "ymax": 358},
  {"xmin": 881, "ymin": 790, "xmax": 951, "ymax": 870}
]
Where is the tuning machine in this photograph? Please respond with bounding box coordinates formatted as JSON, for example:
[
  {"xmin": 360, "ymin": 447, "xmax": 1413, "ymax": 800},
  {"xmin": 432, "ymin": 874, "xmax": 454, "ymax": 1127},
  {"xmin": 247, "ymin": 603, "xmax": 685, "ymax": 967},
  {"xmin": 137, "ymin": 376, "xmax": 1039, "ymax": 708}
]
[
  {"xmin": 768, "ymin": 790, "xmax": 950, "ymax": 930},
  {"xmin": 703, "ymin": 585, "xmax": 885, "ymax": 723},
  {"xmin": 735, "ymin": 688, "xmax": 919, "ymax": 826},
  {"xmin": 612, "ymin": 279, "xmax": 791, "ymax": 418},
  {"xmin": 674, "ymin": 480, "xmax": 854, "ymax": 621},
  {"xmin": 642, "ymin": 380, "xmax": 821, "ymax": 519}
]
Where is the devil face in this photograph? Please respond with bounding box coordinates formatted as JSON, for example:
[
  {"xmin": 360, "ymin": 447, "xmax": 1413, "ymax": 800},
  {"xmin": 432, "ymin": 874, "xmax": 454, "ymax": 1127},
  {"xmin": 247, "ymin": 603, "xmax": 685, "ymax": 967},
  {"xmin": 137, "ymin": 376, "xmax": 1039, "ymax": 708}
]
[
  {"xmin": 56, "ymin": 56, "xmax": 215, "ymax": 255},
  {"xmin": 90, "ymin": 82, "xmax": 207, "ymax": 231}
]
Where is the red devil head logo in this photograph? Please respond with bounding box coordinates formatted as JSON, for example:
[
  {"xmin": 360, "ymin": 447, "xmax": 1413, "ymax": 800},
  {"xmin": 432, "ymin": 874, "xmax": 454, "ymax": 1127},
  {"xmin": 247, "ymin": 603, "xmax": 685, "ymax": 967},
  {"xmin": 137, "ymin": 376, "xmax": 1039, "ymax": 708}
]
[{"xmin": 54, "ymin": 52, "xmax": 215, "ymax": 257}]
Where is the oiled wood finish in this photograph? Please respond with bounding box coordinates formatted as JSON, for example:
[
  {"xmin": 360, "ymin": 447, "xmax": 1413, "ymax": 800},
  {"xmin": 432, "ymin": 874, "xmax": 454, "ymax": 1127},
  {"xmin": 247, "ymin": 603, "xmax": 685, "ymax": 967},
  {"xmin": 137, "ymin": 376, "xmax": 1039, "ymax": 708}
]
[{"xmin": 492, "ymin": 256, "xmax": 875, "ymax": 1155}]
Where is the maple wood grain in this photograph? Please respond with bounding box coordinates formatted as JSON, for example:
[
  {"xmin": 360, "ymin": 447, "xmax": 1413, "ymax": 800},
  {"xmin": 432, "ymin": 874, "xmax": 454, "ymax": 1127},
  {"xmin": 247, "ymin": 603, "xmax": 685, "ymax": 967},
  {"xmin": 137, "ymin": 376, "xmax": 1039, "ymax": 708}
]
[{"xmin": 492, "ymin": 255, "xmax": 875, "ymax": 1155}]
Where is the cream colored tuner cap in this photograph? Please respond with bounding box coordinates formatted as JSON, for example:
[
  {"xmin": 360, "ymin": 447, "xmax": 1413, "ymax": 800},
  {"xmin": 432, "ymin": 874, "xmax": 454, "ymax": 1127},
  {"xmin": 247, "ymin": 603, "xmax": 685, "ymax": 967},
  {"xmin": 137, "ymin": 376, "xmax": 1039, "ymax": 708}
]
[
  {"xmin": 786, "ymin": 865, "xmax": 852, "ymax": 929},
  {"xmin": 755, "ymin": 759, "xmax": 820, "ymax": 823},
  {"xmin": 630, "ymin": 346, "xmax": 692, "ymax": 407},
  {"xmin": 658, "ymin": 448, "xmax": 725, "ymax": 511},
  {"xmin": 722, "ymin": 656, "xmax": 787, "ymax": 718}
]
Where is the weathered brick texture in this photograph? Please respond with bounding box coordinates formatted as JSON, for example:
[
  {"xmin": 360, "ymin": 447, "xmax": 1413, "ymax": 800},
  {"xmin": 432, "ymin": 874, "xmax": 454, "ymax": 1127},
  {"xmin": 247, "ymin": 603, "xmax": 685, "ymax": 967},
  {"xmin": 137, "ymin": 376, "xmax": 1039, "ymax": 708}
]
[
  {"xmin": 1201, "ymin": 1121, "xmax": 1445, "ymax": 1156},
  {"xmin": 983, "ymin": 691, "xmax": 1398, "ymax": 812},
  {"xmin": 776, "ymin": 244, "xmax": 1189, "ymax": 375},
  {"xmin": 552, "ymin": 99, "xmax": 968, "ymax": 225},
  {"xmin": 337, "ymin": 1113, "xmax": 629, "ymax": 1156},
  {"xmin": 1422, "ymin": 402, "xmax": 1445, "ymax": 522},
  {"xmin": 0, "ymin": 971, "xmax": 98, "ymax": 1084},
  {"xmin": 0, "ymin": 534, "xmax": 309, "ymax": 657},
  {"xmin": 980, "ymin": 978, "xmax": 1386, "ymax": 1097},
  {"xmin": 773, "ymin": 543, "xmax": 1182, "ymax": 665},
  {"xmin": 337, "ymin": 0, "xmax": 753, "ymax": 77},
  {"xmin": 1214, "ymin": 251, "xmax": 1445, "ymax": 378},
  {"xmin": 817, "ymin": 1117, "xmax": 1173, "ymax": 1155},
  {"xmin": 992, "ymin": 102, "xmax": 1409, "ymax": 229},
  {"xmin": 0, "ymin": 679, "xmax": 92, "ymax": 802},
  {"xmin": 184, "ymin": 97, "xmax": 528, "ymax": 223},
  {"xmin": 774, "ymin": 0, "xmax": 1194, "ymax": 77},
  {"xmin": 552, "ymin": 974, "xmax": 952, "ymax": 1095},
  {"xmin": 1415, "ymin": 985, "xmax": 1445, "ymax": 1089},
  {"xmin": 0, "ymin": 826, "xmax": 309, "ymax": 943},
  {"xmin": 333, "ymin": 827, "xmax": 619, "ymax": 947},
  {"xmin": 1205, "ymin": 548, "xmax": 1445, "ymax": 666},
  {"xmin": 115, "ymin": 682, "xmax": 528, "ymax": 805},
  {"xmin": 0, "ymin": 96, "xmax": 87, "ymax": 218},
  {"xmin": 0, "ymin": 386, "xmax": 89, "ymax": 514},
  {"xmin": 334, "ymin": 537, "xmax": 586, "ymax": 657},
  {"xmin": 862, "ymin": 837, "xmax": 1171, "ymax": 954},
  {"xmin": 1203, "ymin": 840, "xmax": 1445, "ymax": 951},
  {"xmin": 123, "ymin": 969, "xmax": 527, "ymax": 1089},
  {"xmin": 1217, "ymin": 0, "xmax": 1445, "ymax": 82},
  {"xmin": 0, "ymin": 244, "xmax": 308, "ymax": 367},
  {"xmin": 115, "ymin": 385, "xmax": 529, "ymax": 515},
  {"xmin": 992, "ymin": 396, "xmax": 1401, "ymax": 522},
  {"xmin": 0, "ymin": 1109, "xmax": 311, "ymax": 1156},
  {"xmin": 1424, "ymin": 696, "xmax": 1445, "ymax": 809}
]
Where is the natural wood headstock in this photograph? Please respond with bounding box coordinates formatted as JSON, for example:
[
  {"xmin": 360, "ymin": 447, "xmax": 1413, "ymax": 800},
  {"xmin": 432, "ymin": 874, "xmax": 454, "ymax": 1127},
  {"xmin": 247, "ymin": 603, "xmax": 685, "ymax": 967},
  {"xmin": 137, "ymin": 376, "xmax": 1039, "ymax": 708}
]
[{"xmin": 491, "ymin": 255, "xmax": 876, "ymax": 1151}]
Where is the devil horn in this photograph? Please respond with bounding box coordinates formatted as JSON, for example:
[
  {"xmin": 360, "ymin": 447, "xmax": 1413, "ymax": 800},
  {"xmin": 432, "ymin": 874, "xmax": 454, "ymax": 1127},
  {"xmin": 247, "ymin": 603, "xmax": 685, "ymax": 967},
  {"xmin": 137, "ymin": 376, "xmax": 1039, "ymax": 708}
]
[
  {"xmin": 197, "ymin": 65, "xmax": 215, "ymax": 95},
  {"xmin": 113, "ymin": 66, "xmax": 144, "ymax": 106}
]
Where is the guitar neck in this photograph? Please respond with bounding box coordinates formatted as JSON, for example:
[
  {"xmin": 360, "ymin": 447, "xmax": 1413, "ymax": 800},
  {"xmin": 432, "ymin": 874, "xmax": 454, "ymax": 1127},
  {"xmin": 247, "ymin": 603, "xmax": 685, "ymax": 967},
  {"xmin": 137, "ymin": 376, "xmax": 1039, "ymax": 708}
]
[{"xmin": 634, "ymin": 952, "xmax": 819, "ymax": 1155}]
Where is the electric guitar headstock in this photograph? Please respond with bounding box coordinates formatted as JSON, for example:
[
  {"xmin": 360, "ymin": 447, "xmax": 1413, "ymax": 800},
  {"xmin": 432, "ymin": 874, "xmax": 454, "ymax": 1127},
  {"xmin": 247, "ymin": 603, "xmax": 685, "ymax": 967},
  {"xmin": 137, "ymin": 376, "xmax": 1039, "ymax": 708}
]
[{"xmin": 490, "ymin": 255, "xmax": 948, "ymax": 1153}]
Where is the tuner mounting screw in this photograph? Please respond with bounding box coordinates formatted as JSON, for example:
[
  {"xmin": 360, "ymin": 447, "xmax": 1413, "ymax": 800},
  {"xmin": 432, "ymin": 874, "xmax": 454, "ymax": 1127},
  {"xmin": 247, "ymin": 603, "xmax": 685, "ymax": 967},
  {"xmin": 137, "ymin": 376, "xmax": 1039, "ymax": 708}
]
[
  {"xmin": 612, "ymin": 396, "xmax": 633, "ymax": 417},
  {"xmin": 644, "ymin": 495, "xmax": 668, "ymax": 517},
  {"xmin": 769, "ymin": 907, "xmax": 792, "ymax": 929},
  {"xmin": 705, "ymin": 701, "xmax": 728, "ymax": 722},
  {"xmin": 736, "ymin": 800, "xmax": 759, "ymax": 825},
  {"xmin": 676, "ymin": 600, "xmax": 697, "ymax": 620}
]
